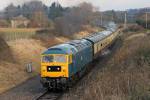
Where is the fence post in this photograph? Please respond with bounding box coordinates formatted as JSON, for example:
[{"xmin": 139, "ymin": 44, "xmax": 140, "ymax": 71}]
[{"xmin": 26, "ymin": 62, "xmax": 32, "ymax": 73}]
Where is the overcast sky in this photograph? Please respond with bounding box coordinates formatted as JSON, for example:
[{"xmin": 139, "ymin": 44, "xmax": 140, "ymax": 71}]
[{"xmin": 0, "ymin": 0, "xmax": 150, "ymax": 11}]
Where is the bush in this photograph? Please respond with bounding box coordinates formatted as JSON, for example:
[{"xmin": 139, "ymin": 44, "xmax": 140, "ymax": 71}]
[
  {"xmin": 123, "ymin": 24, "xmax": 144, "ymax": 32},
  {"xmin": 54, "ymin": 2, "xmax": 96, "ymax": 35},
  {"xmin": 0, "ymin": 20, "xmax": 9, "ymax": 27},
  {"xmin": 136, "ymin": 19, "xmax": 150, "ymax": 29}
]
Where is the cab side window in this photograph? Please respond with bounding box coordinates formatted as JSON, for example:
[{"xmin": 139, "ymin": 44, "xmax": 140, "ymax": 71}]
[{"xmin": 69, "ymin": 55, "xmax": 72, "ymax": 63}]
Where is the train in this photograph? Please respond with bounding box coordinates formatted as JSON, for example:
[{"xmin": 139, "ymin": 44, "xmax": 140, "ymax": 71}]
[{"xmin": 40, "ymin": 22, "xmax": 119, "ymax": 90}]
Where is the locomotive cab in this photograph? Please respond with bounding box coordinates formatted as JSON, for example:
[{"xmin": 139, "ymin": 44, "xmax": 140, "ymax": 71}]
[
  {"xmin": 40, "ymin": 44, "xmax": 75, "ymax": 89},
  {"xmin": 41, "ymin": 54, "xmax": 72, "ymax": 78}
]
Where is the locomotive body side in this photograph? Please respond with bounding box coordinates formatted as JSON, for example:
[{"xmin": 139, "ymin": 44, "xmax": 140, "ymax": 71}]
[
  {"xmin": 41, "ymin": 44, "xmax": 75, "ymax": 88},
  {"xmin": 67, "ymin": 39, "xmax": 93, "ymax": 77}
]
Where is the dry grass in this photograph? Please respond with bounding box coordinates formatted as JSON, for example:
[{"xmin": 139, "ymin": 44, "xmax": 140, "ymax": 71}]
[
  {"xmin": 33, "ymin": 33, "xmax": 70, "ymax": 48},
  {"xmin": 7, "ymin": 39, "xmax": 46, "ymax": 73},
  {"xmin": 125, "ymin": 33, "xmax": 146, "ymax": 41},
  {"xmin": 0, "ymin": 35, "xmax": 13, "ymax": 62},
  {"xmin": 61, "ymin": 32, "xmax": 150, "ymax": 100},
  {"xmin": 0, "ymin": 61, "xmax": 30, "ymax": 93},
  {"xmin": 0, "ymin": 28, "xmax": 40, "ymax": 33}
]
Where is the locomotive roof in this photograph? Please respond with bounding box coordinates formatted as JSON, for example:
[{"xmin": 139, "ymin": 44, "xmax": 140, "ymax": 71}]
[
  {"xmin": 42, "ymin": 44, "xmax": 77, "ymax": 55},
  {"xmin": 66, "ymin": 39, "xmax": 92, "ymax": 52},
  {"xmin": 42, "ymin": 39, "xmax": 92, "ymax": 55},
  {"xmin": 84, "ymin": 30, "xmax": 112, "ymax": 43}
]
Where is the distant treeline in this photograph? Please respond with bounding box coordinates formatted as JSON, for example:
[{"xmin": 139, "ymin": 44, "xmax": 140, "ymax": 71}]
[
  {"xmin": 103, "ymin": 8, "xmax": 150, "ymax": 29},
  {"xmin": 4, "ymin": 1, "xmax": 65, "ymax": 20},
  {"xmin": 0, "ymin": 1, "xmax": 150, "ymax": 31},
  {"xmin": 3, "ymin": 1, "xmax": 66, "ymax": 28},
  {"xmin": 1, "ymin": 1, "xmax": 103, "ymax": 35}
]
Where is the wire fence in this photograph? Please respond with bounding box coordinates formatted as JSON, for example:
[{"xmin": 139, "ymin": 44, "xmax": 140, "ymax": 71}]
[
  {"xmin": 1, "ymin": 32, "xmax": 35, "ymax": 41},
  {"xmin": 0, "ymin": 28, "xmax": 38, "ymax": 41}
]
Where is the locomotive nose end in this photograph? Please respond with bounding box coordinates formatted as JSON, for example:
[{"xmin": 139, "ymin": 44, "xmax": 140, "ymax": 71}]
[{"xmin": 40, "ymin": 77, "xmax": 68, "ymax": 89}]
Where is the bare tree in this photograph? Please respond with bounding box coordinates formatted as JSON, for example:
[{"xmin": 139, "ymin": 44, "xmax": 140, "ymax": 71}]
[
  {"xmin": 54, "ymin": 2, "xmax": 96, "ymax": 35},
  {"xmin": 29, "ymin": 11, "xmax": 49, "ymax": 28}
]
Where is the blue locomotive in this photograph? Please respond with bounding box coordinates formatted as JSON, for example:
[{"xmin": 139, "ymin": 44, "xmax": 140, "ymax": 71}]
[{"xmin": 40, "ymin": 22, "xmax": 119, "ymax": 89}]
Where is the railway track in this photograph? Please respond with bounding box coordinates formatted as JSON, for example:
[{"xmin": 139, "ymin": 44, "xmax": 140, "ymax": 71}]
[{"xmin": 36, "ymin": 90, "xmax": 63, "ymax": 100}]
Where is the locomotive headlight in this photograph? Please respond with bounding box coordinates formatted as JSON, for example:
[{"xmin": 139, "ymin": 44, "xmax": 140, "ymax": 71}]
[
  {"xmin": 57, "ymin": 67, "xmax": 60, "ymax": 71},
  {"xmin": 48, "ymin": 68, "xmax": 51, "ymax": 71}
]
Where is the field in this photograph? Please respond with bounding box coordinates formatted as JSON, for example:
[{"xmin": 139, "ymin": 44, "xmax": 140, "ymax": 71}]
[{"xmin": 0, "ymin": 28, "xmax": 40, "ymax": 41}]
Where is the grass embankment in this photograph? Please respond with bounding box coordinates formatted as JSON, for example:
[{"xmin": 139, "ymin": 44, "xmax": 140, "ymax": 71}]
[
  {"xmin": 0, "ymin": 37, "xmax": 46, "ymax": 94},
  {"xmin": 0, "ymin": 36, "xmax": 13, "ymax": 62},
  {"xmin": 61, "ymin": 30, "xmax": 150, "ymax": 100}
]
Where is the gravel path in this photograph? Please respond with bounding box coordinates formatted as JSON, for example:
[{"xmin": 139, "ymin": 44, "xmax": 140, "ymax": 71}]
[{"xmin": 0, "ymin": 76, "xmax": 46, "ymax": 100}]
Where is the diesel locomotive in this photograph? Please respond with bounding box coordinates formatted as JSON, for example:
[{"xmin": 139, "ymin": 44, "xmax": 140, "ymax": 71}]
[{"xmin": 40, "ymin": 22, "xmax": 119, "ymax": 89}]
